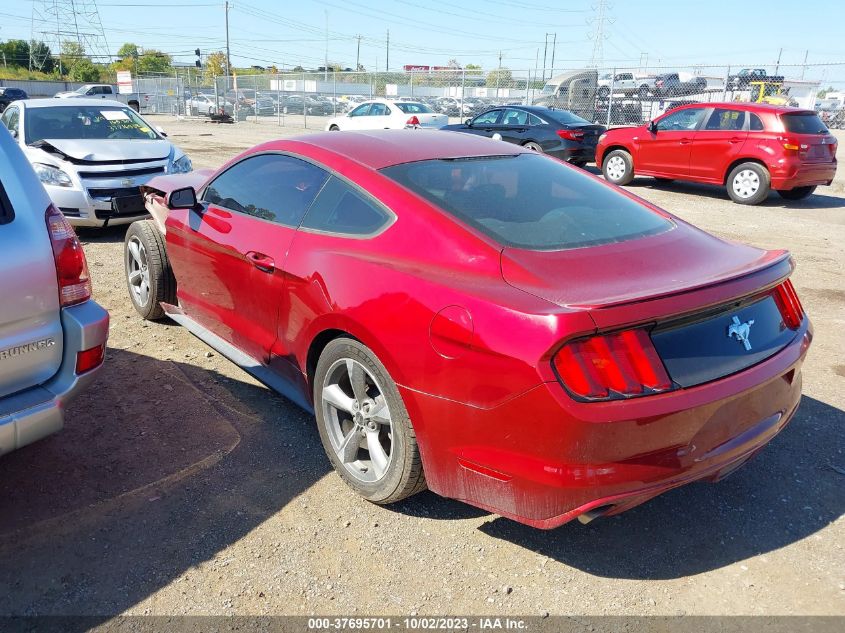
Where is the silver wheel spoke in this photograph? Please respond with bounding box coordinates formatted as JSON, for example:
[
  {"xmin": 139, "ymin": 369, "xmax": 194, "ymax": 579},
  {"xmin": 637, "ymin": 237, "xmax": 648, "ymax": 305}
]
[
  {"xmin": 128, "ymin": 269, "xmax": 143, "ymax": 286},
  {"xmin": 338, "ymin": 427, "xmax": 362, "ymax": 464},
  {"xmin": 369, "ymin": 396, "xmax": 391, "ymax": 425},
  {"xmin": 348, "ymin": 360, "xmax": 368, "ymax": 404},
  {"xmin": 366, "ymin": 429, "xmax": 389, "ymax": 478},
  {"xmin": 128, "ymin": 240, "xmax": 141, "ymax": 264},
  {"xmin": 323, "ymin": 384, "xmax": 356, "ymax": 414}
]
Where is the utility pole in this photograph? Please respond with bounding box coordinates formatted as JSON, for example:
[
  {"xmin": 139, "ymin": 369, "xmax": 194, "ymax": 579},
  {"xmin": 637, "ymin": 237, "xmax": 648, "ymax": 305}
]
[
  {"xmin": 386, "ymin": 29, "xmax": 389, "ymax": 72},
  {"xmin": 324, "ymin": 9, "xmax": 328, "ymax": 80},
  {"xmin": 775, "ymin": 47, "xmax": 782, "ymax": 75},
  {"xmin": 542, "ymin": 33, "xmax": 549, "ymax": 83},
  {"xmin": 224, "ymin": 0, "xmax": 231, "ymax": 85},
  {"xmin": 589, "ymin": 0, "xmax": 610, "ymax": 68},
  {"xmin": 550, "ymin": 33, "xmax": 556, "ymax": 76},
  {"xmin": 355, "ymin": 35, "xmax": 362, "ymax": 71}
]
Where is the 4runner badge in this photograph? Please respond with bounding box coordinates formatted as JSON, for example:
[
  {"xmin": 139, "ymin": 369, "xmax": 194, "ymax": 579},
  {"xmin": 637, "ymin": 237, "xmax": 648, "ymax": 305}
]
[{"xmin": 727, "ymin": 316, "xmax": 755, "ymax": 351}]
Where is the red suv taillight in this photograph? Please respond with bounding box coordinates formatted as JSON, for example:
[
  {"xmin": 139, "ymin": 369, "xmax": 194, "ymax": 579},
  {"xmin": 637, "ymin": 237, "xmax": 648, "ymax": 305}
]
[
  {"xmin": 557, "ymin": 129, "xmax": 585, "ymax": 141},
  {"xmin": 45, "ymin": 204, "xmax": 91, "ymax": 307},
  {"xmin": 553, "ymin": 328, "xmax": 673, "ymax": 401},
  {"xmin": 773, "ymin": 279, "xmax": 804, "ymax": 330}
]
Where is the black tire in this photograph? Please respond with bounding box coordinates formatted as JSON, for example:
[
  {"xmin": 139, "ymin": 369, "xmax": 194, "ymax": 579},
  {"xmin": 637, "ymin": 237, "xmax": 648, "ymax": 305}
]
[
  {"xmin": 638, "ymin": 84, "xmax": 650, "ymax": 98},
  {"xmin": 208, "ymin": 106, "xmax": 215, "ymax": 117},
  {"xmin": 124, "ymin": 220, "xmax": 176, "ymax": 321},
  {"xmin": 329, "ymin": 124, "xmax": 340, "ymax": 131},
  {"xmin": 314, "ymin": 337, "xmax": 426, "ymax": 505},
  {"xmin": 777, "ymin": 186, "xmax": 817, "ymax": 200},
  {"xmin": 726, "ymin": 162, "xmax": 771, "ymax": 205},
  {"xmin": 602, "ymin": 149, "xmax": 635, "ymax": 186},
  {"xmin": 569, "ymin": 159, "xmax": 588, "ymax": 168},
  {"xmin": 523, "ymin": 141, "xmax": 544, "ymax": 152},
  {"xmin": 597, "ymin": 86, "xmax": 610, "ymax": 99}
]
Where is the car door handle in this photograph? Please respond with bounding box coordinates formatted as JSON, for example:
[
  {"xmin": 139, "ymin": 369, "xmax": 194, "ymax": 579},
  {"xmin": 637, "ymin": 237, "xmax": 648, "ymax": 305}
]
[
  {"xmin": 246, "ymin": 251, "xmax": 275, "ymax": 273},
  {"xmin": 728, "ymin": 137, "xmax": 743, "ymax": 144},
  {"xmin": 679, "ymin": 138, "xmax": 692, "ymax": 144}
]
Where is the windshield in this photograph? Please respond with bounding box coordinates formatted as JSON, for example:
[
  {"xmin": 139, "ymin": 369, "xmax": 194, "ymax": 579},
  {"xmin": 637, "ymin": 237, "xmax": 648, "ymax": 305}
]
[
  {"xmin": 73, "ymin": 85, "xmax": 91, "ymax": 94},
  {"xmin": 396, "ymin": 102, "xmax": 433, "ymax": 114},
  {"xmin": 25, "ymin": 105, "xmax": 160, "ymax": 144},
  {"xmin": 382, "ymin": 154, "xmax": 673, "ymax": 251},
  {"xmin": 540, "ymin": 83, "xmax": 556, "ymax": 95}
]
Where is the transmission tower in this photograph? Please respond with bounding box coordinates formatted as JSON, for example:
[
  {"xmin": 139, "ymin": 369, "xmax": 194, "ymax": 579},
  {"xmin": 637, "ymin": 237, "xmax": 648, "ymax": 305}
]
[
  {"xmin": 30, "ymin": 0, "xmax": 112, "ymax": 72},
  {"xmin": 587, "ymin": 0, "xmax": 611, "ymax": 68}
]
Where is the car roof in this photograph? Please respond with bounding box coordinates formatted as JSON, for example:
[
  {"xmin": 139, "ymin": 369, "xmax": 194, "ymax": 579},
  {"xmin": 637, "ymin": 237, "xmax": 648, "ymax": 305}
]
[
  {"xmin": 257, "ymin": 129, "xmax": 527, "ymax": 170},
  {"xmin": 20, "ymin": 98, "xmax": 132, "ymax": 109},
  {"xmin": 670, "ymin": 101, "xmax": 814, "ymax": 115}
]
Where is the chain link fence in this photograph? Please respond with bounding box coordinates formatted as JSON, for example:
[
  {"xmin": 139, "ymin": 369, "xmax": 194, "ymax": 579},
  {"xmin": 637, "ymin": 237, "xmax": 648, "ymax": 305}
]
[{"xmin": 149, "ymin": 62, "xmax": 844, "ymax": 129}]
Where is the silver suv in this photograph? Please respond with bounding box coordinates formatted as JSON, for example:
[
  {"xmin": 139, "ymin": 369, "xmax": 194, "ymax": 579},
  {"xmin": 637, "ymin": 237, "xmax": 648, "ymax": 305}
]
[{"xmin": 0, "ymin": 125, "xmax": 109, "ymax": 456}]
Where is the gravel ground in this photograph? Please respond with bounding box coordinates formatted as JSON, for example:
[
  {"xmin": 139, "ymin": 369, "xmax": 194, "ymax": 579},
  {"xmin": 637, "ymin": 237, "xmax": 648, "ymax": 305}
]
[{"xmin": 1, "ymin": 115, "xmax": 843, "ymax": 618}]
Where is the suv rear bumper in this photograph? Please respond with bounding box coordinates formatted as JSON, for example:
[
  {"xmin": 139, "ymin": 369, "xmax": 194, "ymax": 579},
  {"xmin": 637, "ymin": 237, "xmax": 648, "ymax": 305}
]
[
  {"xmin": 0, "ymin": 301, "xmax": 109, "ymax": 455},
  {"xmin": 770, "ymin": 160, "xmax": 837, "ymax": 190}
]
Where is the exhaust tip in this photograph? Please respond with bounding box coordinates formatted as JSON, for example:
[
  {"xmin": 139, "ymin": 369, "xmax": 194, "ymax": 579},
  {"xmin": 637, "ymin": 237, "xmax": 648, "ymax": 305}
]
[{"xmin": 577, "ymin": 505, "xmax": 615, "ymax": 525}]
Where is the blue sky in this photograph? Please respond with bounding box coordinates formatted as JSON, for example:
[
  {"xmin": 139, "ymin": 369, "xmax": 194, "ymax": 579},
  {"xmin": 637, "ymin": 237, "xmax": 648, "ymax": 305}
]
[{"xmin": 2, "ymin": 0, "xmax": 844, "ymax": 84}]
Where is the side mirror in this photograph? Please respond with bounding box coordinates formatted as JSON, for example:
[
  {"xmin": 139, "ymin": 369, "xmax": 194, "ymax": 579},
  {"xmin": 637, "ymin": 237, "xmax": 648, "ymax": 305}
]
[
  {"xmin": 465, "ymin": 118, "xmax": 473, "ymax": 126},
  {"xmin": 646, "ymin": 120, "xmax": 657, "ymax": 133},
  {"xmin": 9, "ymin": 128, "xmax": 18, "ymax": 139},
  {"xmin": 168, "ymin": 186, "xmax": 198, "ymax": 210},
  {"xmin": 155, "ymin": 126, "xmax": 168, "ymax": 137}
]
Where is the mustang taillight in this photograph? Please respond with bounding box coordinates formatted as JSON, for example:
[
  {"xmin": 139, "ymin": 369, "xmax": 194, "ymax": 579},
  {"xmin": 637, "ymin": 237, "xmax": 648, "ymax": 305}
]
[
  {"xmin": 773, "ymin": 279, "xmax": 804, "ymax": 329},
  {"xmin": 557, "ymin": 129, "xmax": 584, "ymax": 141},
  {"xmin": 46, "ymin": 204, "xmax": 91, "ymax": 307},
  {"xmin": 553, "ymin": 328, "xmax": 673, "ymax": 401}
]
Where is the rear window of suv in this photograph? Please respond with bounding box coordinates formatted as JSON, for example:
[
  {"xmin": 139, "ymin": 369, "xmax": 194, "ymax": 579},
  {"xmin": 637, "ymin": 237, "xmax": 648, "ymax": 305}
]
[
  {"xmin": 781, "ymin": 112, "xmax": 829, "ymax": 134},
  {"xmin": 382, "ymin": 153, "xmax": 673, "ymax": 251}
]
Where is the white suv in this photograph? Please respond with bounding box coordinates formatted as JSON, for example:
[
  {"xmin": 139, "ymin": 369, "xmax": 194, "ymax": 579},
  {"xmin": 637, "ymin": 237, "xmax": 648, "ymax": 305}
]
[{"xmin": 0, "ymin": 124, "xmax": 109, "ymax": 455}]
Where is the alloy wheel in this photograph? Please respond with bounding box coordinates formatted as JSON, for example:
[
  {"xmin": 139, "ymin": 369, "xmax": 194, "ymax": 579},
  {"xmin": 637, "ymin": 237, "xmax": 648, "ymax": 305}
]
[
  {"xmin": 126, "ymin": 236, "xmax": 151, "ymax": 307},
  {"xmin": 321, "ymin": 358, "xmax": 394, "ymax": 483}
]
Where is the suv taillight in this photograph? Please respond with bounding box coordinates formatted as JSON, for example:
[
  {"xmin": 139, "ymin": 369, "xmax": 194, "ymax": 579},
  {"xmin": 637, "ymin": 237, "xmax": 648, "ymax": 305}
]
[
  {"xmin": 773, "ymin": 279, "xmax": 804, "ymax": 330},
  {"xmin": 45, "ymin": 204, "xmax": 91, "ymax": 307},
  {"xmin": 553, "ymin": 328, "xmax": 673, "ymax": 401}
]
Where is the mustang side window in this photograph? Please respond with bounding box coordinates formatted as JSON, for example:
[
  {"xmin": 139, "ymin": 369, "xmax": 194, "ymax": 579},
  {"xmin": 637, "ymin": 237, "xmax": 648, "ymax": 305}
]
[
  {"xmin": 202, "ymin": 154, "xmax": 329, "ymax": 227},
  {"xmin": 300, "ymin": 176, "xmax": 392, "ymax": 237}
]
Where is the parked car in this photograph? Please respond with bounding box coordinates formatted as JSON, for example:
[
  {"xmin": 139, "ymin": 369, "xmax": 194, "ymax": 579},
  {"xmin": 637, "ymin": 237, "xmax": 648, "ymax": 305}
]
[
  {"xmin": 326, "ymin": 99, "xmax": 446, "ymax": 131},
  {"xmin": 728, "ymin": 68, "xmax": 782, "ymax": 91},
  {"xmin": 652, "ymin": 73, "xmax": 707, "ymax": 97},
  {"xmin": 0, "ymin": 124, "xmax": 109, "ymax": 456},
  {"xmin": 280, "ymin": 95, "xmax": 333, "ymax": 116},
  {"xmin": 597, "ymin": 72, "xmax": 652, "ymax": 98},
  {"xmin": 0, "ymin": 87, "xmax": 28, "ymax": 113},
  {"xmin": 433, "ymin": 97, "xmax": 473, "ymax": 117},
  {"xmin": 186, "ymin": 93, "xmax": 230, "ymax": 116},
  {"xmin": 54, "ymin": 83, "xmax": 144, "ymax": 112},
  {"xmin": 123, "ymin": 130, "xmax": 810, "ymax": 529},
  {"xmin": 441, "ymin": 105, "xmax": 604, "ymax": 166},
  {"xmin": 0, "ymin": 99, "xmax": 192, "ymax": 227},
  {"xmin": 597, "ymin": 102, "xmax": 838, "ymax": 204}
]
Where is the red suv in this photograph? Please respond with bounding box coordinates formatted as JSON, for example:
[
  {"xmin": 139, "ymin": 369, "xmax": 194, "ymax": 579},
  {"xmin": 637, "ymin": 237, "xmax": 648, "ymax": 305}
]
[{"xmin": 596, "ymin": 103, "xmax": 838, "ymax": 205}]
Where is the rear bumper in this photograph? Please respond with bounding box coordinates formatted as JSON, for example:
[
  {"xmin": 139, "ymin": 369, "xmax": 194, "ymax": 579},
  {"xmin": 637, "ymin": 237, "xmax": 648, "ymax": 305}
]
[
  {"xmin": 548, "ymin": 143, "xmax": 598, "ymax": 164},
  {"xmin": 402, "ymin": 323, "xmax": 811, "ymax": 529},
  {"xmin": 770, "ymin": 159, "xmax": 837, "ymax": 190},
  {"xmin": 0, "ymin": 301, "xmax": 109, "ymax": 456}
]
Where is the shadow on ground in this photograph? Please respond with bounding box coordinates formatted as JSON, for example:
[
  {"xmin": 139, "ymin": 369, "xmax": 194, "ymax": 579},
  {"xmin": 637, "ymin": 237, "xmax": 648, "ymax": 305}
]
[
  {"xmin": 479, "ymin": 395, "xmax": 845, "ymax": 579},
  {"xmin": 0, "ymin": 346, "xmax": 328, "ymax": 617}
]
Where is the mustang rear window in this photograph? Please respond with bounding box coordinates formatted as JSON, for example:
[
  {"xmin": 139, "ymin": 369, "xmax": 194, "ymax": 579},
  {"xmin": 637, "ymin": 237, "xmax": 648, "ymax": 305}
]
[{"xmin": 382, "ymin": 154, "xmax": 673, "ymax": 251}]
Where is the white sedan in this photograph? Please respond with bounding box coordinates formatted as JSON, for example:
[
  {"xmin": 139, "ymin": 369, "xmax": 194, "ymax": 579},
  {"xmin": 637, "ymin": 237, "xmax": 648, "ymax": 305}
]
[{"xmin": 325, "ymin": 99, "xmax": 447, "ymax": 131}]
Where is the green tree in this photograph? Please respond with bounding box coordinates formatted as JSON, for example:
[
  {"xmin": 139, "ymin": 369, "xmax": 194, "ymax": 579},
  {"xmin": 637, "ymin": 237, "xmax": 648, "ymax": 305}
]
[
  {"xmin": 136, "ymin": 50, "xmax": 172, "ymax": 74},
  {"xmin": 204, "ymin": 51, "xmax": 228, "ymax": 81},
  {"xmin": 117, "ymin": 42, "xmax": 139, "ymax": 60},
  {"xmin": 465, "ymin": 63, "xmax": 483, "ymax": 76},
  {"xmin": 817, "ymin": 86, "xmax": 836, "ymax": 98},
  {"xmin": 60, "ymin": 41, "xmax": 87, "ymax": 74},
  {"xmin": 486, "ymin": 67, "xmax": 512, "ymax": 88},
  {"xmin": 29, "ymin": 40, "xmax": 55, "ymax": 73},
  {"xmin": 0, "ymin": 39, "xmax": 30, "ymax": 68},
  {"xmin": 68, "ymin": 58, "xmax": 100, "ymax": 82}
]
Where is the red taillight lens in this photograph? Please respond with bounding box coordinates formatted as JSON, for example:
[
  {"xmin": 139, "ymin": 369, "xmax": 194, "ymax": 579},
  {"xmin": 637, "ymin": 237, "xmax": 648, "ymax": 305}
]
[
  {"xmin": 553, "ymin": 329, "xmax": 673, "ymax": 401},
  {"xmin": 557, "ymin": 129, "xmax": 584, "ymax": 141},
  {"xmin": 778, "ymin": 136, "xmax": 801, "ymax": 152},
  {"xmin": 773, "ymin": 280, "xmax": 804, "ymax": 329},
  {"xmin": 45, "ymin": 204, "xmax": 91, "ymax": 307},
  {"xmin": 406, "ymin": 115, "xmax": 420, "ymax": 126},
  {"xmin": 76, "ymin": 344, "xmax": 105, "ymax": 374}
]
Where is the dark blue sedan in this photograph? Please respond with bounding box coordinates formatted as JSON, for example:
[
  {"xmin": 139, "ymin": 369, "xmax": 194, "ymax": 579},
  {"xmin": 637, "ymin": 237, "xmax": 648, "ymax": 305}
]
[{"xmin": 441, "ymin": 105, "xmax": 605, "ymax": 166}]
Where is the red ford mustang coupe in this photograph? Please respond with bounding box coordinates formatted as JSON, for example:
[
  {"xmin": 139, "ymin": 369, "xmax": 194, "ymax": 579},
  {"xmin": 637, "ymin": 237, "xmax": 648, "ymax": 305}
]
[{"xmin": 125, "ymin": 130, "xmax": 811, "ymax": 529}]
